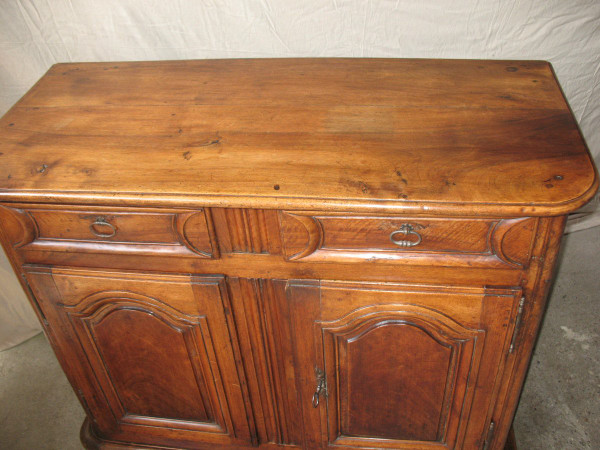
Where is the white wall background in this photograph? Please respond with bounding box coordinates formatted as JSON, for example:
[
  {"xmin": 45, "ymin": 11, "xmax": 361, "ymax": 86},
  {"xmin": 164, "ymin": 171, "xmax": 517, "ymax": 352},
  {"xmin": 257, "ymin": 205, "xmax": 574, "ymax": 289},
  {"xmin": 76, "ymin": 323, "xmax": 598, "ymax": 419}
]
[{"xmin": 1, "ymin": 0, "xmax": 599, "ymax": 349}]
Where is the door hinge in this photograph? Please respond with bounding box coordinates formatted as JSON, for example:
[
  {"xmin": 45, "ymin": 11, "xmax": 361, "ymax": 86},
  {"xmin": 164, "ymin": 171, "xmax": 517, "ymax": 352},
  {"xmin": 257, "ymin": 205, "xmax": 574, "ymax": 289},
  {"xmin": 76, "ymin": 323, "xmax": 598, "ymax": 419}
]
[
  {"xmin": 482, "ymin": 420, "xmax": 495, "ymax": 450},
  {"xmin": 509, "ymin": 296, "xmax": 526, "ymax": 353}
]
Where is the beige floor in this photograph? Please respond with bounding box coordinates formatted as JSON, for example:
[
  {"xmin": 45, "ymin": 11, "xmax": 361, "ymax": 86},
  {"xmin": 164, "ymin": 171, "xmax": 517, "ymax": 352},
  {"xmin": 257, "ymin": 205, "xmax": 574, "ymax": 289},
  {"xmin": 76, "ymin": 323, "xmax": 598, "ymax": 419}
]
[{"xmin": 1, "ymin": 226, "xmax": 599, "ymax": 449}]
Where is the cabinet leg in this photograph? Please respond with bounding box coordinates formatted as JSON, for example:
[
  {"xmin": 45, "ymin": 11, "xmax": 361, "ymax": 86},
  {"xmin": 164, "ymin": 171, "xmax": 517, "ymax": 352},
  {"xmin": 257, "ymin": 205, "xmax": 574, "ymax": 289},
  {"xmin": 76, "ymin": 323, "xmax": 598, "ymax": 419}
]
[
  {"xmin": 503, "ymin": 425, "xmax": 517, "ymax": 450},
  {"xmin": 80, "ymin": 418, "xmax": 125, "ymax": 450},
  {"xmin": 80, "ymin": 417, "xmax": 104, "ymax": 449}
]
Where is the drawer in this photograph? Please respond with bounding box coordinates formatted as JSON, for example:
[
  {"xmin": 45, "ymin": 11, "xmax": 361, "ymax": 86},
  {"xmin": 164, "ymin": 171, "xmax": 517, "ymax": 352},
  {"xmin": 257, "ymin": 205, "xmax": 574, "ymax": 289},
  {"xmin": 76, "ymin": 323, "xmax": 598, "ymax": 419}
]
[
  {"xmin": 0, "ymin": 205, "xmax": 218, "ymax": 259},
  {"xmin": 279, "ymin": 212, "xmax": 537, "ymax": 268}
]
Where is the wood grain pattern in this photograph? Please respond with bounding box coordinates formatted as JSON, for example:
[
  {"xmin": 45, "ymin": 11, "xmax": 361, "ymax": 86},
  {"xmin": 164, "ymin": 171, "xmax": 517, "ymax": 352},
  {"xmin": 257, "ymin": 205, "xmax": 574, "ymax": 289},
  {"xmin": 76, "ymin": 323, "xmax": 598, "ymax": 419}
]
[{"xmin": 0, "ymin": 59, "xmax": 596, "ymax": 216}]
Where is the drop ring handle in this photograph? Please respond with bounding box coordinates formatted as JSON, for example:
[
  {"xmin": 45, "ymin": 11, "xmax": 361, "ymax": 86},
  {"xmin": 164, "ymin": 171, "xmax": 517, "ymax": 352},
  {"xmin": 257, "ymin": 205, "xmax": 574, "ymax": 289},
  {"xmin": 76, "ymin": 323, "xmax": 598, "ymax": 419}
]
[
  {"xmin": 390, "ymin": 224, "xmax": 422, "ymax": 247},
  {"xmin": 90, "ymin": 216, "xmax": 117, "ymax": 238},
  {"xmin": 312, "ymin": 367, "xmax": 326, "ymax": 408}
]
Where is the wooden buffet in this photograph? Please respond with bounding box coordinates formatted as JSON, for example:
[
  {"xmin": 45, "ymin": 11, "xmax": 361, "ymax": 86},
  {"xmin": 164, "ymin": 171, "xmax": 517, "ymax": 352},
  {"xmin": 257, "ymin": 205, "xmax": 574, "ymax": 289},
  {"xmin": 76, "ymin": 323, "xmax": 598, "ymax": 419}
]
[{"xmin": 0, "ymin": 58, "xmax": 597, "ymax": 449}]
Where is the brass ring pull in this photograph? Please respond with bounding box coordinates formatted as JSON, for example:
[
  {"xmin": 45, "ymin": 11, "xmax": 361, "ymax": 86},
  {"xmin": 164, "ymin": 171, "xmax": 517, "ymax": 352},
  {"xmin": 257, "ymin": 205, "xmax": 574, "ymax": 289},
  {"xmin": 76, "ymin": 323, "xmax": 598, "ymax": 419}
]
[
  {"xmin": 89, "ymin": 216, "xmax": 117, "ymax": 238},
  {"xmin": 390, "ymin": 224, "xmax": 422, "ymax": 247}
]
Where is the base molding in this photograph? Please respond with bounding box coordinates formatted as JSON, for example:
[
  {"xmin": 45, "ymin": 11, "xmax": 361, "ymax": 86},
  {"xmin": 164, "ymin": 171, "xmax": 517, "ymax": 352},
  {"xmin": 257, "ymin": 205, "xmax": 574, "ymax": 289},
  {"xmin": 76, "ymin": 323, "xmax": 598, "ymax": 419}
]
[
  {"xmin": 81, "ymin": 419, "xmax": 174, "ymax": 450},
  {"xmin": 81, "ymin": 417, "xmax": 517, "ymax": 450},
  {"xmin": 80, "ymin": 418, "xmax": 300, "ymax": 449}
]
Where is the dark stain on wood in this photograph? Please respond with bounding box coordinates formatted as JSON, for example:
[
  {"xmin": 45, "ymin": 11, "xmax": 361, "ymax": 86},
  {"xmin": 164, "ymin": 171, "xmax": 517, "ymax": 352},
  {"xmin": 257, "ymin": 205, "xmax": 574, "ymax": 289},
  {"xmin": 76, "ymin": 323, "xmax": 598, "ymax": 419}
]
[
  {"xmin": 341, "ymin": 179, "xmax": 370, "ymax": 194},
  {"xmin": 395, "ymin": 170, "xmax": 408, "ymax": 185},
  {"xmin": 444, "ymin": 179, "xmax": 457, "ymax": 187}
]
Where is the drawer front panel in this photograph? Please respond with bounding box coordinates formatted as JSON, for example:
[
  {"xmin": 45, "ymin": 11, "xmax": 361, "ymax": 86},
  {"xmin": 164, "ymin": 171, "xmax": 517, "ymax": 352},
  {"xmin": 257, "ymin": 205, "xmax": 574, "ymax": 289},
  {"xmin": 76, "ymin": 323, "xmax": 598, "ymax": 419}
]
[
  {"xmin": 319, "ymin": 216, "xmax": 492, "ymax": 252},
  {"xmin": 280, "ymin": 212, "xmax": 537, "ymax": 268},
  {"xmin": 32, "ymin": 209, "xmax": 179, "ymax": 243},
  {"xmin": 0, "ymin": 205, "xmax": 217, "ymax": 259}
]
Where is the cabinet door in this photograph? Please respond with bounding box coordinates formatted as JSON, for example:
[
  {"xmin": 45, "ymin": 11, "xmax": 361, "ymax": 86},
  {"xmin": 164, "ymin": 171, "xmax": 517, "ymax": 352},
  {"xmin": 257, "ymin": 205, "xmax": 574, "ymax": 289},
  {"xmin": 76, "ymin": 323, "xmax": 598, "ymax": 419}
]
[
  {"xmin": 288, "ymin": 281, "xmax": 521, "ymax": 449},
  {"xmin": 25, "ymin": 267, "xmax": 252, "ymax": 448}
]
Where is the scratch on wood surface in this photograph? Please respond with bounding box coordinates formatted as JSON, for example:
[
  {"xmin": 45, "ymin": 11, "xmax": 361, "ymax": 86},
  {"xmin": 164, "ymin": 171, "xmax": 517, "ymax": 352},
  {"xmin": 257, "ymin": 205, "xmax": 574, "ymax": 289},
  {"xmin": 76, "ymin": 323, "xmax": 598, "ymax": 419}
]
[
  {"xmin": 199, "ymin": 139, "xmax": 220, "ymax": 146},
  {"xmin": 184, "ymin": 138, "xmax": 221, "ymax": 148}
]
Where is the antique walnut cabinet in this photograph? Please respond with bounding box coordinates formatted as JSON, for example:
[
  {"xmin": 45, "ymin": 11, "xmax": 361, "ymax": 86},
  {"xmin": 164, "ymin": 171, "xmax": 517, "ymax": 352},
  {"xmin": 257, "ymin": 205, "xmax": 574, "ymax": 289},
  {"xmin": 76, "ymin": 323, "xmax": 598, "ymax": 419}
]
[{"xmin": 0, "ymin": 59, "xmax": 597, "ymax": 449}]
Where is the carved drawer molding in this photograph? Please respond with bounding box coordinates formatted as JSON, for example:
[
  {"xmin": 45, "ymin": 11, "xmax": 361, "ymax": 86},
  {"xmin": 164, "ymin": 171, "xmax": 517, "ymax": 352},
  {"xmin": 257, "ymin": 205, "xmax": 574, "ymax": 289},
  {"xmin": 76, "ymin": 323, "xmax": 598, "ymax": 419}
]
[
  {"xmin": 0, "ymin": 205, "xmax": 218, "ymax": 259},
  {"xmin": 279, "ymin": 212, "xmax": 538, "ymax": 268}
]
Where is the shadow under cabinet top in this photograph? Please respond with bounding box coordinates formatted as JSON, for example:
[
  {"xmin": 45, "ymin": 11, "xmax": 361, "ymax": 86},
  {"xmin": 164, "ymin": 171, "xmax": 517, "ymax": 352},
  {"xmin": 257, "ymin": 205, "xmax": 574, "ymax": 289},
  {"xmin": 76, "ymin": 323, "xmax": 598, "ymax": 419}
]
[{"xmin": 0, "ymin": 58, "xmax": 597, "ymax": 216}]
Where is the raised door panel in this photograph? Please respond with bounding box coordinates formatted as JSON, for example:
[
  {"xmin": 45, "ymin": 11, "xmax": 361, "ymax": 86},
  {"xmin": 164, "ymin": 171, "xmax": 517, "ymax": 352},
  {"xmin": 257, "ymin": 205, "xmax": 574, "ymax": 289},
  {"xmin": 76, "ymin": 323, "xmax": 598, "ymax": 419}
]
[
  {"xmin": 24, "ymin": 267, "xmax": 253, "ymax": 448},
  {"xmin": 320, "ymin": 305, "xmax": 482, "ymax": 448},
  {"xmin": 82, "ymin": 307, "xmax": 213, "ymax": 423},
  {"xmin": 339, "ymin": 323, "xmax": 450, "ymax": 440},
  {"xmin": 288, "ymin": 281, "xmax": 521, "ymax": 449}
]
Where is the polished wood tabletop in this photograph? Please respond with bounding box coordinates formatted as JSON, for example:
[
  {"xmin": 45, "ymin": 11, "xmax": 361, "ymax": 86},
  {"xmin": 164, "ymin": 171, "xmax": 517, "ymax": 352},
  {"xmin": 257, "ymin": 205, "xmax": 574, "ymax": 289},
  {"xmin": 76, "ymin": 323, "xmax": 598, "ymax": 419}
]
[{"xmin": 0, "ymin": 58, "xmax": 596, "ymax": 216}]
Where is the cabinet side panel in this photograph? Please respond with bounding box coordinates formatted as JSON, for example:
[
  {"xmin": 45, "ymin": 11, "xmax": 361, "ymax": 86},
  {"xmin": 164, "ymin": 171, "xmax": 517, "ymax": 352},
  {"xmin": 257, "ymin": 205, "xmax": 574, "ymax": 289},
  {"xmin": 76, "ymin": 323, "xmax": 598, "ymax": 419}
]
[{"xmin": 490, "ymin": 215, "xmax": 567, "ymax": 450}]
